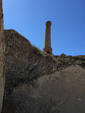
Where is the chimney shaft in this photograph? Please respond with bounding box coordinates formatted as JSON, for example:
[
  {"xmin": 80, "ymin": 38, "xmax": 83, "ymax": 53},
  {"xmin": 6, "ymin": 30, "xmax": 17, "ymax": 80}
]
[{"xmin": 43, "ymin": 21, "xmax": 52, "ymax": 54}]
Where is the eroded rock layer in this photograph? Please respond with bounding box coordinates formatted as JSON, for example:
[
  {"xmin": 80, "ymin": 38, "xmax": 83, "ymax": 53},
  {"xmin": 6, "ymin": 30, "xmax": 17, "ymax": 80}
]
[{"xmin": 1, "ymin": 29, "xmax": 85, "ymax": 113}]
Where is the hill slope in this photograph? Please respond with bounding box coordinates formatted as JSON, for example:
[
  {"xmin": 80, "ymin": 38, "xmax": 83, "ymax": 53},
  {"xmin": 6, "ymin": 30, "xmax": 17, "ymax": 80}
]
[{"xmin": 2, "ymin": 29, "xmax": 85, "ymax": 113}]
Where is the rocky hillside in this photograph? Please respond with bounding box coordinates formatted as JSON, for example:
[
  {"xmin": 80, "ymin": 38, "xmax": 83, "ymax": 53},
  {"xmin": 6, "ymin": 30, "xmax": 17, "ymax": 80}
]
[{"xmin": 1, "ymin": 29, "xmax": 85, "ymax": 113}]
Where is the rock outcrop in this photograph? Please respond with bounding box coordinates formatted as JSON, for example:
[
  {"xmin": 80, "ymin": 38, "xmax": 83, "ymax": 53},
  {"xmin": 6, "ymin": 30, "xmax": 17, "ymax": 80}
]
[
  {"xmin": 0, "ymin": 32, "xmax": 5, "ymax": 113},
  {"xmin": 1, "ymin": 29, "xmax": 85, "ymax": 113},
  {"xmin": 3, "ymin": 65, "xmax": 85, "ymax": 113},
  {"xmin": 0, "ymin": 0, "xmax": 5, "ymax": 112}
]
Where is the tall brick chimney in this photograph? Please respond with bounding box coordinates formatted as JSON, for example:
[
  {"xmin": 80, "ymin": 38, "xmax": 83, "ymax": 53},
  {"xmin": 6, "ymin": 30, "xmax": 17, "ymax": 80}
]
[
  {"xmin": 43, "ymin": 21, "xmax": 52, "ymax": 54},
  {"xmin": 0, "ymin": 0, "xmax": 5, "ymax": 112}
]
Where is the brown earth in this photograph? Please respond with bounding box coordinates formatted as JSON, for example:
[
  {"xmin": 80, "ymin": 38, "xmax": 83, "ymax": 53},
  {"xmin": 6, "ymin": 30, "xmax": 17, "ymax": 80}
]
[{"xmin": 1, "ymin": 29, "xmax": 85, "ymax": 113}]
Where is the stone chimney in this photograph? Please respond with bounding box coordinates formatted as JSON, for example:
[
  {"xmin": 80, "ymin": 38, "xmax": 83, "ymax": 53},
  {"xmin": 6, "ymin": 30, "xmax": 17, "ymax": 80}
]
[
  {"xmin": 43, "ymin": 21, "xmax": 52, "ymax": 54},
  {"xmin": 0, "ymin": 0, "xmax": 5, "ymax": 112}
]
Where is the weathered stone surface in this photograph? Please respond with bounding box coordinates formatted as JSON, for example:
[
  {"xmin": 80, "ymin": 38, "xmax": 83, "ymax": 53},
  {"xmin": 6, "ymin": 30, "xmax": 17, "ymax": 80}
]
[
  {"xmin": 2, "ymin": 65, "xmax": 85, "ymax": 113},
  {"xmin": 1, "ymin": 29, "xmax": 85, "ymax": 113},
  {"xmin": 3, "ymin": 29, "xmax": 63, "ymax": 96},
  {"xmin": 0, "ymin": 30, "xmax": 5, "ymax": 113},
  {"xmin": 0, "ymin": 0, "xmax": 4, "ymax": 33},
  {"xmin": 0, "ymin": 0, "xmax": 5, "ymax": 112},
  {"xmin": 0, "ymin": 32, "xmax": 5, "ymax": 113}
]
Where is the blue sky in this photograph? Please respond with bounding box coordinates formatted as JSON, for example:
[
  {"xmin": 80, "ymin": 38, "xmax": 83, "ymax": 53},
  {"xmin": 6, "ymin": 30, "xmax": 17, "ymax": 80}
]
[{"xmin": 3, "ymin": 0, "xmax": 85, "ymax": 56}]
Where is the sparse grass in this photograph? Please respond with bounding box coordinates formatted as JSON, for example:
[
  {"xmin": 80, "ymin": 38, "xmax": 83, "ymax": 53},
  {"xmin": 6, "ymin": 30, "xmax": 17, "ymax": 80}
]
[
  {"xmin": 32, "ymin": 46, "xmax": 85, "ymax": 69},
  {"xmin": 32, "ymin": 45, "xmax": 53, "ymax": 57},
  {"xmin": 54, "ymin": 54, "xmax": 85, "ymax": 69}
]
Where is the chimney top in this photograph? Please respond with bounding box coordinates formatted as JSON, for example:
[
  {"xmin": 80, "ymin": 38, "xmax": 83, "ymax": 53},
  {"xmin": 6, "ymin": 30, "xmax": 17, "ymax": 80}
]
[{"xmin": 46, "ymin": 21, "xmax": 51, "ymax": 26}]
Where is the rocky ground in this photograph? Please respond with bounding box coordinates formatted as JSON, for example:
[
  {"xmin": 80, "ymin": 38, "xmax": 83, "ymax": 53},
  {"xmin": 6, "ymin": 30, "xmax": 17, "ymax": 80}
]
[{"xmin": 1, "ymin": 29, "xmax": 85, "ymax": 113}]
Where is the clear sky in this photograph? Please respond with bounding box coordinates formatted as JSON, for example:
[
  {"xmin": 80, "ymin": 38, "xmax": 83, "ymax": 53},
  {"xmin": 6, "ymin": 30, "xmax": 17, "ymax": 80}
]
[{"xmin": 3, "ymin": 0, "xmax": 85, "ymax": 56}]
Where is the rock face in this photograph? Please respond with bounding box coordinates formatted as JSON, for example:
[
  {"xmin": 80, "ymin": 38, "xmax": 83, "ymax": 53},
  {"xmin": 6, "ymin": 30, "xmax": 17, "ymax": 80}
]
[
  {"xmin": 1, "ymin": 29, "xmax": 85, "ymax": 113},
  {"xmin": 3, "ymin": 29, "xmax": 60, "ymax": 96},
  {"xmin": 2, "ymin": 65, "xmax": 85, "ymax": 113},
  {"xmin": 0, "ymin": 32, "xmax": 5, "ymax": 113},
  {"xmin": 0, "ymin": 0, "xmax": 5, "ymax": 112}
]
